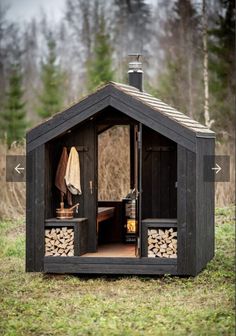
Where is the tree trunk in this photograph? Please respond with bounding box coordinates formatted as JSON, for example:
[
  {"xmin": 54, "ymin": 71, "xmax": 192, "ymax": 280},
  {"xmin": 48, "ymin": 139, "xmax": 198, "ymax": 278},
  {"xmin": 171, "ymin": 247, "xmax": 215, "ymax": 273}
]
[{"xmin": 202, "ymin": 0, "xmax": 213, "ymax": 128}]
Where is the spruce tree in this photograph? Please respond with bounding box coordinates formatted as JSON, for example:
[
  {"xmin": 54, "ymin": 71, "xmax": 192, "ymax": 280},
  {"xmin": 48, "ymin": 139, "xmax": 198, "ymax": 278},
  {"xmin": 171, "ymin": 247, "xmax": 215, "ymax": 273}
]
[
  {"xmin": 1, "ymin": 63, "xmax": 27, "ymax": 147},
  {"xmin": 87, "ymin": 15, "xmax": 113, "ymax": 91},
  {"xmin": 37, "ymin": 33, "xmax": 64, "ymax": 119}
]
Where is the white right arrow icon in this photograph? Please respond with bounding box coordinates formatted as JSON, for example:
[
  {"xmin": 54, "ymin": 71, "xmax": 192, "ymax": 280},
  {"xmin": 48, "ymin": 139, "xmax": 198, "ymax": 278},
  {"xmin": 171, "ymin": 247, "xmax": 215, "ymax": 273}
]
[{"xmin": 212, "ymin": 163, "xmax": 221, "ymax": 174}]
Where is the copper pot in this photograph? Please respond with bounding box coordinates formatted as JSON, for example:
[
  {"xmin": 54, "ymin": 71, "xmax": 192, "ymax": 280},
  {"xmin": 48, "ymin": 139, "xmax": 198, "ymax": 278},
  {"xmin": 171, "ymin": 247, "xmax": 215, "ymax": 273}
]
[{"xmin": 56, "ymin": 203, "xmax": 80, "ymax": 219}]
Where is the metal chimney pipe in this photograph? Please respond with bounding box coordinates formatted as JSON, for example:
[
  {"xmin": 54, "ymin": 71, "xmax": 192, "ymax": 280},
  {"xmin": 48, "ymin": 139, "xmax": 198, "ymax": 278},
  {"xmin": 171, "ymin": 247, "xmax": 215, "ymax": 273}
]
[{"xmin": 128, "ymin": 54, "xmax": 143, "ymax": 91}]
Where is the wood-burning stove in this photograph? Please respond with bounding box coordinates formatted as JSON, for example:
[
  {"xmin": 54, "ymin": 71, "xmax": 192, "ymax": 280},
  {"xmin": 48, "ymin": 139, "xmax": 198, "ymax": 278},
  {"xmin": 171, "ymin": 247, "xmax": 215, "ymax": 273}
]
[{"xmin": 123, "ymin": 191, "xmax": 137, "ymax": 243}]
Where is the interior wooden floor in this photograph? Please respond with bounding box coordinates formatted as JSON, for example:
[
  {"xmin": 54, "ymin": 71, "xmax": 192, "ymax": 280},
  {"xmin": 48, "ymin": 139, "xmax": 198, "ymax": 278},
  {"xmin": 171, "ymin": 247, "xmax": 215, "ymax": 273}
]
[{"xmin": 82, "ymin": 243, "xmax": 136, "ymax": 257}]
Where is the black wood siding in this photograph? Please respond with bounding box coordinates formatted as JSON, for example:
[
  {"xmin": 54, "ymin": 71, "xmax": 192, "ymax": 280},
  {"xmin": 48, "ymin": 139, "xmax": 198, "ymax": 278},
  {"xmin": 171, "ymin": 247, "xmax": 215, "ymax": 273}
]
[
  {"xmin": 177, "ymin": 145, "xmax": 196, "ymax": 275},
  {"xmin": 195, "ymin": 137, "xmax": 215, "ymax": 273},
  {"xmin": 142, "ymin": 126, "xmax": 177, "ymax": 219},
  {"xmin": 44, "ymin": 256, "xmax": 177, "ymax": 275},
  {"xmin": 26, "ymin": 144, "xmax": 45, "ymax": 271}
]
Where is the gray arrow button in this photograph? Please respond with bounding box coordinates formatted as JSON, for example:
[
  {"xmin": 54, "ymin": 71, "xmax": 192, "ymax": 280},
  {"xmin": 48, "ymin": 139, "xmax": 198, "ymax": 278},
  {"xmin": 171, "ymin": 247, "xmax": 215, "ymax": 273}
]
[
  {"xmin": 204, "ymin": 155, "xmax": 230, "ymax": 182},
  {"xmin": 6, "ymin": 155, "xmax": 26, "ymax": 182}
]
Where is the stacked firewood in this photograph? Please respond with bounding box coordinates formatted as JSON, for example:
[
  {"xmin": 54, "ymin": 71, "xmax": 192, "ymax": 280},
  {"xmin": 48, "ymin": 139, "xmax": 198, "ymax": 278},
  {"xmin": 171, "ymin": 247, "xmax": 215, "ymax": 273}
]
[
  {"xmin": 45, "ymin": 227, "xmax": 74, "ymax": 256},
  {"xmin": 148, "ymin": 228, "xmax": 177, "ymax": 258}
]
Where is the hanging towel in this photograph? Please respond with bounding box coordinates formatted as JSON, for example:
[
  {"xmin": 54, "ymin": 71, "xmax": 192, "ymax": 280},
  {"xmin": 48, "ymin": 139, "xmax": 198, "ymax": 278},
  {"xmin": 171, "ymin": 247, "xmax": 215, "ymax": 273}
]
[
  {"xmin": 55, "ymin": 147, "xmax": 72, "ymax": 205},
  {"xmin": 65, "ymin": 146, "xmax": 82, "ymax": 195}
]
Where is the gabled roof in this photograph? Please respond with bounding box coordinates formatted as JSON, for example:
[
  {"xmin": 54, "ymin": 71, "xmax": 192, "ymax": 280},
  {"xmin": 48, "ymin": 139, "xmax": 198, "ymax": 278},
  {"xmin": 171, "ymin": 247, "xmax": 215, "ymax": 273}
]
[
  {"xmin": 112, "ymin": 82, "xmax": 214, "ymax": 135},
  {"xmin": 27, "ymin": 81, "xmax": 215, "ymax": 153}
]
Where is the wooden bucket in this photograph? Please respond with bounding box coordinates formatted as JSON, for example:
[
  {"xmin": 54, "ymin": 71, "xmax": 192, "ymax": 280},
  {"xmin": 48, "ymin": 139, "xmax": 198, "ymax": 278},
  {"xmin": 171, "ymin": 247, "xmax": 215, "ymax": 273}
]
[{"xmin": 56, "ymin": 203, "xmax": 79, "ymax": 219}]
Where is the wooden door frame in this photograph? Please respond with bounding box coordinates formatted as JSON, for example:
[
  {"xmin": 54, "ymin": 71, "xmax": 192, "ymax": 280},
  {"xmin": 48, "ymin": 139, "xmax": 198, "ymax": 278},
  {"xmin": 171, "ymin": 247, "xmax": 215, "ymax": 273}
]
[
  {"xmin": 138, "ymin": 123, "xmax": 142, "ymax": 257},
  {"xmin": 133, "ymin": 123, "xmax": 142, "ymax": 257}
]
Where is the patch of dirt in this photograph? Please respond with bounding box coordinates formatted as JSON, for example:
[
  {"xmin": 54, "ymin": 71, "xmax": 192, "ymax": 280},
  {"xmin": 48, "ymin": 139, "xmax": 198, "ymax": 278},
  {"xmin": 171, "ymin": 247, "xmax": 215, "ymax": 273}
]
[{"xmin": 6, "ymin": 224, "xmax": 25, "ymax": 238}]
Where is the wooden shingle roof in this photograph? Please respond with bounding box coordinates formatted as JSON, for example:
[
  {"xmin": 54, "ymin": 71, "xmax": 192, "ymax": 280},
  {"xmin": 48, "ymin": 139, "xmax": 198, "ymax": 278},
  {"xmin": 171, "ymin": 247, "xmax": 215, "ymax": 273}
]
[{"xmin": 110, "ymin": 82, "xmax": 215, "ymax": 136}]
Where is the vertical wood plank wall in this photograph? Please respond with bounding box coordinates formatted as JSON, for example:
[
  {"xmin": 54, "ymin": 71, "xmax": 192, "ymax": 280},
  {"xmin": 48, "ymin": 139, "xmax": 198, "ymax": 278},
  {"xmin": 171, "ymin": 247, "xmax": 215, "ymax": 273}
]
[
  {"xmin": 26, "ymin": 150, "xmax": 34, "ymax": 271},
  {"xmin": 196, "ymin": 137, "xmax": 215, "ymax": 273},
  {"xmin": 26, "ymin": 144, "xmax": 45, "ymax": 271},
  {"xmin": 142, "ymin": 126, "xmax": 177, "ymax": 219},
  {"xmin": 45, "ymin": 142, "xmax": 61, "ymax": 219},
  {"xmin": 45, "ymin": 120, "xmax": 97, "ymax": 253},
  {"xmin": 83, "ymin": 121, "xmax": 97, "ymax": 252},
  {"xmin": 177, "ymin": 145, "xmax": 196, "ymax": 275}
]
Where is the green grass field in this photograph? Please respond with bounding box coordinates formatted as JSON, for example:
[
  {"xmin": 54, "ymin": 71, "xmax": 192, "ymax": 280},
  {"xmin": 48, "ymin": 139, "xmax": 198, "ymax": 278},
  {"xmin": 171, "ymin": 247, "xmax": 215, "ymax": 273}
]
[{"xmin": 0, "ymin": 207, "xmax": 235, "ymax": 336}]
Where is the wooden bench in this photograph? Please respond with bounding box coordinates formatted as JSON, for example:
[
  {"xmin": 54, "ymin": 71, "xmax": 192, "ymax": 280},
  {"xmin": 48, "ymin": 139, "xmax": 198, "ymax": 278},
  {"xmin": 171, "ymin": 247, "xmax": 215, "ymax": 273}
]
[{"xmin": 97, "ymin": 207, "xmax": 115, "ymax": 232}]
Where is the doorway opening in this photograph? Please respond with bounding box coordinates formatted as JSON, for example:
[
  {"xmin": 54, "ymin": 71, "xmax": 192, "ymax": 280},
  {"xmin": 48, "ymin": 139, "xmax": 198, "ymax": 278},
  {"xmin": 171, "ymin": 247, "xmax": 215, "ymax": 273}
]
[{"xmin": 83, "ymin": 124, "xmax": 138, "ymax": 257}]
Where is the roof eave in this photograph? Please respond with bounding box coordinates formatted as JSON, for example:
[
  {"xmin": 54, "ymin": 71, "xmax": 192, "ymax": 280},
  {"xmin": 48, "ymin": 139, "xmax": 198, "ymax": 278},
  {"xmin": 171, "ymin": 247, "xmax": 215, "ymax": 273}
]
[{"xmin": 196, "ymin": 132, "xmax": 216, "ymax": 138}]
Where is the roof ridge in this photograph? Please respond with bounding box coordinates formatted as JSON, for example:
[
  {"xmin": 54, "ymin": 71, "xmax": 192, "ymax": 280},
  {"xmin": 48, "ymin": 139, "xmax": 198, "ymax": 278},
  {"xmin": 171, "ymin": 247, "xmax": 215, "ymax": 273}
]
[{"xmin": 111, "ymin": 82, "xmax": 214, "ymax": 135}]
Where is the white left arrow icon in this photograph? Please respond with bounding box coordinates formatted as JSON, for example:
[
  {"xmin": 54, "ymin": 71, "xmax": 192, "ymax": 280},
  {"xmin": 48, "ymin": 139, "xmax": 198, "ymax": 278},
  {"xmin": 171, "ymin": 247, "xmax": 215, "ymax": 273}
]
[
  {"xmin": 211, "ymin": 163, "xmax": 221, "ymax": 174},
  {"xmin": 15, "ymin": 163, "xmax": 25, "ymax": 174}
]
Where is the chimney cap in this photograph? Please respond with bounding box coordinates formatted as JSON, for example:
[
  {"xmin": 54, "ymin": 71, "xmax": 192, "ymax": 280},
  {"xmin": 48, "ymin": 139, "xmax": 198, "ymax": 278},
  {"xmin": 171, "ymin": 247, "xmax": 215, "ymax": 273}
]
[
  {"xmin": 128, "ymin": 52, "xmax": 142, "ymax": 59},
  {"xmin": 128, "ymin": 53, "xmax": 143, "ymax": 72},
  {"xmin": 128, "ymin": 61, "xmax": 142, "ymax": 72},
  {"xmin": 128, "ymin": 53, "xmax": 143, "ymax": 91}
]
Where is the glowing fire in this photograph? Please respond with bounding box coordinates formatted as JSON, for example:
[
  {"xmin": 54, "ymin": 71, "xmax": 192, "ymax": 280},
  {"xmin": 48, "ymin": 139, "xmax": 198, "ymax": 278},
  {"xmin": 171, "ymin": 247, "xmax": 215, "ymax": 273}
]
[{"xmin": 127, "ymin": 219, "xmax": 136, "ymax": 233}]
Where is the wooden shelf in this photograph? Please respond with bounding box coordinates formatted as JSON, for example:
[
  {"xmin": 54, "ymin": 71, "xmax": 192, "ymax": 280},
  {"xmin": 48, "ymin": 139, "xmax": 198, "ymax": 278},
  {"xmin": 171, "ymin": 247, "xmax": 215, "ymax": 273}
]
[
  {"xmin": 142, "ymin": 218, "xmax": 177, "ymax": 228},
  {"xmin": 45, "ymin": 218, "xmax": 87, "ymax": 227}
]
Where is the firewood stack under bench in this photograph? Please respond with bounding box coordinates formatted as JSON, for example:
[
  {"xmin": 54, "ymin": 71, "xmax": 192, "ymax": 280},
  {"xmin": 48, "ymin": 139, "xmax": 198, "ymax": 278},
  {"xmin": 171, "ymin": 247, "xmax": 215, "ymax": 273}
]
[
  {"xmin": 45, "ymin": 227, "xmax": 75, "ymax": 256},
  {"xmin": 44, "ymin": 218, "xmax": 88, "ymax": 257},
  {"xmin": 147, "ymin": 228, "xmax": 177, "ymax": 258},
  {"xmin": 141, "ymin": 218, "xmax": 178, "ymax": 258}
]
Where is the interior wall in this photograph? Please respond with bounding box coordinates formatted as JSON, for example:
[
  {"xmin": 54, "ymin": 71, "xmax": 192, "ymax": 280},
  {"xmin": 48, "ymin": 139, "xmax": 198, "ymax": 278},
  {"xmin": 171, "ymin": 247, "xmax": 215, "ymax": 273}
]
[
  {"xmin": 45, "ymin": 119, "xmax": 97, "ymax": 252},
  {"xmin": 45, "ymin": 124, "xmax": 86, "ymax": 219},
  {"xmin": 45, "ymin": 141, "xmax": 62, "ymax": 219},
  {"xmin": 142, "ymin": 125, "xmax": 177, "ymax": 219}
]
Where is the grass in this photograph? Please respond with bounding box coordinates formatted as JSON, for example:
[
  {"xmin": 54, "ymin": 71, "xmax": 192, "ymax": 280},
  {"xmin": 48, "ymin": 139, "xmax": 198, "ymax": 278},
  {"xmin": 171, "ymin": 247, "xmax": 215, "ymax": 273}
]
[{"xmin": 0, "ymin": 207, "xmax": 235, "ymax": 336}]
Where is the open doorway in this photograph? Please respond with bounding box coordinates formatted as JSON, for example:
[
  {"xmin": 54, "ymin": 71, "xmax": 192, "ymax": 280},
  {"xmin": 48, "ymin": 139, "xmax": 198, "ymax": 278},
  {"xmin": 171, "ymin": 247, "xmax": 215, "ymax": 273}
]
[
  {"xmin": 84, "ymin": 124, "xmax": 138, "ymax": 257},
  {"xmin": 98, "ymin": 125, "xmax": 130, "ymax": 202}
]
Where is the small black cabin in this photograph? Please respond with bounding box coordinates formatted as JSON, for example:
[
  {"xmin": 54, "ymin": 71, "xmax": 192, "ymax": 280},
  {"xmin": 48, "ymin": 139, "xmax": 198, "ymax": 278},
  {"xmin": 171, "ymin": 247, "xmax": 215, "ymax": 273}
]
[{"xmin": 26, "ymin": 61, "xmax": 215, "ymax": 276}]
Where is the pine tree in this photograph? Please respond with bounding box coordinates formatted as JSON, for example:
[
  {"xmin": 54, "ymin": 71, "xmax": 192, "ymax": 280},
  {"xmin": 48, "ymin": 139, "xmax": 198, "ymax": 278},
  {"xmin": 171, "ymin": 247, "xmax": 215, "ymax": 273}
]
[
  {"xmin": 87, "ymin": 15, "xmax": 113, "ymax": 91},
  {"xmin": 37, "ymin": 33, "xmax": 64, "ymax": 119},
  {"xmin": 208, "ymin": 0, "xmax": 235, "ymax": 136},
  {"xmin": 1, "ymin": 63, "xmax": 27, "ymax": 147}
]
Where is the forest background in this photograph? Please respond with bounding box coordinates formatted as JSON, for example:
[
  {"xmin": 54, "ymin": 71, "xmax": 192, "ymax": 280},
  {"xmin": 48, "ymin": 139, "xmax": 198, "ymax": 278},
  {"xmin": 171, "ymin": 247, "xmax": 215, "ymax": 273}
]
[{"xmin": 0, "ymin": 0, "xmax": 235, "ymax": 219}]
